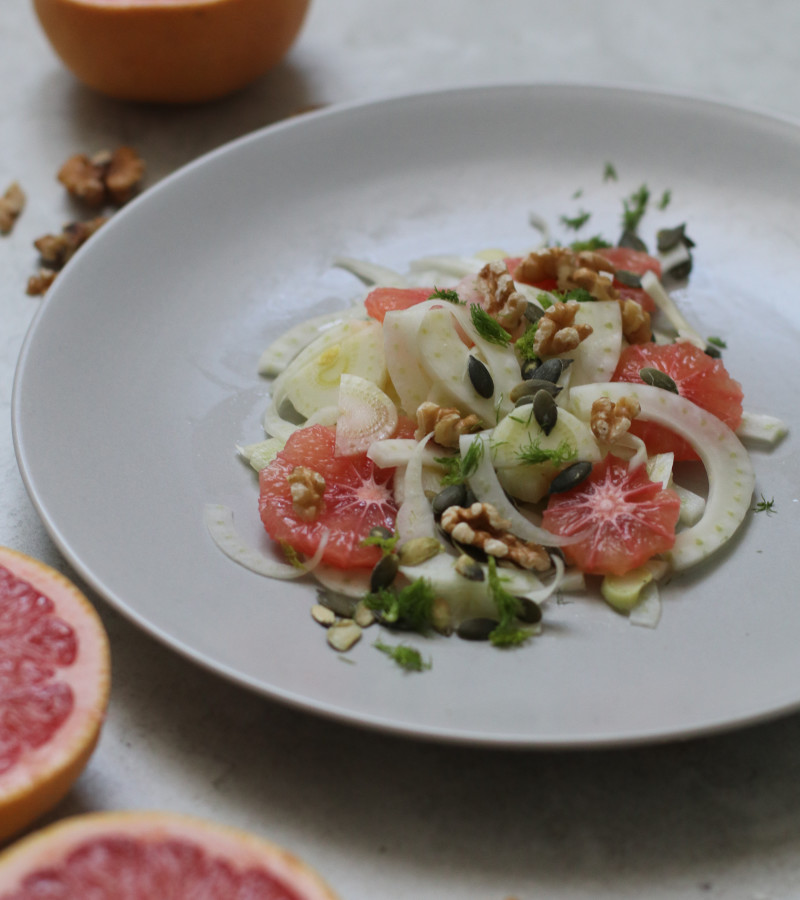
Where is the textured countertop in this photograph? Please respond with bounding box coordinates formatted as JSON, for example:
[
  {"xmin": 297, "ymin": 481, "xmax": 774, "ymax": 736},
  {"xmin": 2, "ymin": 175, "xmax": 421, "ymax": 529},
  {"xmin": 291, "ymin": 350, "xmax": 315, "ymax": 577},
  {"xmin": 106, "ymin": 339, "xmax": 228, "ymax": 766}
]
[{"xmin": 2, "ymin": 3, "xmax": 800, "ymax": 898}]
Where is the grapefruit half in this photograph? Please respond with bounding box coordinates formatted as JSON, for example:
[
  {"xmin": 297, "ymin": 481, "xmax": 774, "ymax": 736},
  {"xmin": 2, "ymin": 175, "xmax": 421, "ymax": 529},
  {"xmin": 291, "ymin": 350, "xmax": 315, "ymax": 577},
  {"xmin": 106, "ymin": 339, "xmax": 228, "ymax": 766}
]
[
  {"xmin": 0, "ymin": 810, "xmax": 340, "ymax": 898},
  {"xmin": 32, "ymin": 0, "xmax": 311, "ymax": 104},
  {"xmin": 0, "ymin": 547, "xmax": 110, "ymax": 843}
]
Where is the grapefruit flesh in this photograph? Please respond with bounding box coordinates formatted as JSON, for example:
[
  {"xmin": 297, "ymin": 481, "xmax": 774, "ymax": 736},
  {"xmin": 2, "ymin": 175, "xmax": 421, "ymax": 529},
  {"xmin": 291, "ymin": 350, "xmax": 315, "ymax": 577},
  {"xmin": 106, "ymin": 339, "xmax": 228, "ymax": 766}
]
[
  {"xmin": 0, "ymin": 547, "xmax": 110, "ymax": 844},
  {"xmin": 32, "ymin": 0, "xmax": 311, "ymax": 104},
  {"xmin": 0, "ymin": 811, "xmax": 340, "ymax": 898}
]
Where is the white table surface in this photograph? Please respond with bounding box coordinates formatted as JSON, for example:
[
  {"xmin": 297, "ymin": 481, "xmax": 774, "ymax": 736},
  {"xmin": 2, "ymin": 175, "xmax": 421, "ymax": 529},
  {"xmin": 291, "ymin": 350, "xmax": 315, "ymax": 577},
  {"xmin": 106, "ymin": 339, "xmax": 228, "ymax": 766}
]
[{"xmin": 2, "ymin": 3, "xmax": 800, "ymax": 897}]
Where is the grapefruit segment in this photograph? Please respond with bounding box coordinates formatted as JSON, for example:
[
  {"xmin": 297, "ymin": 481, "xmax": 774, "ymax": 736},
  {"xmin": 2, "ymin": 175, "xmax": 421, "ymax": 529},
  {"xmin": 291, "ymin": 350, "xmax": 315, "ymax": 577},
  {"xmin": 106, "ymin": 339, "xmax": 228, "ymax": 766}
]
[
  {"xmin": 0, "ymin": 811, "xmax": 340, "ymax": 898},
  {"xmin": 0, "ymin": 547, "xmax": 110, "ymax": 844}
]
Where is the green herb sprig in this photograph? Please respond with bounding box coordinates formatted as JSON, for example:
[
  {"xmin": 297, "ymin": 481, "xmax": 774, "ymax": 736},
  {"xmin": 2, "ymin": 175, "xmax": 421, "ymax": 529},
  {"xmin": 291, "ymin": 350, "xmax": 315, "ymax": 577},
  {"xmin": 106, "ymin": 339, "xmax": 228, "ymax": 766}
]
[
  {"xmin": 470, "ymin": 304, "xmax": 511, "ymax": 346},
  {"xmin": 374, "ymin": 640, "xmax": 431, "ymax": 672}
]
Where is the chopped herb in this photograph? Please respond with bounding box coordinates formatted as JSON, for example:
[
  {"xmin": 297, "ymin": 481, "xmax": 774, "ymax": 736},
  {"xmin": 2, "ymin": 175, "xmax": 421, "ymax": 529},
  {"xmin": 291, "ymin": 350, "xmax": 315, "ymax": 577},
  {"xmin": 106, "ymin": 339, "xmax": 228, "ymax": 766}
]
[
  {"xmin": 487, "ymin": 558, "xmax": 531, "ymax": 647},
  {"xmin": 361, "ymin": 531, "xmax": 400, "ymax": 555},
  {"xmin": 365, "ymin": 577, "xmax": 436, "ymax": 632},
  {"xmin": 374, "ymin": 639, "xmax": 431, "ymax": 672},
  {"xmin": 706, "ymin": 336, "xmax": 727, "ymax": 349},
  {"xmin": 603, "ymin": 162, "xmax": 618, "ymax": 182},
  {"xmin": 516, "ymin": 436, "xmax": 577, "ymax": 466},
  {"xmin": 570, "ymin": 235, "xmax": 612, "ymax": 252},
  {"xmin": 429, "ymin": 286, "xmax": 463, "ymax": 304},
  {"xmin": 621, "ymin": 184, "xmax": 650, "ymax": 232},
  {"xmin": 436, "ymin": 437, "xmax": 484, "ymax": 486},
  {"xmin": 280, "ymin": 541, "xmax": 304, "ymax": 569},
  {"xmin": 753, "ymin": 495, "xmax": 777, "ymax": 515},
  {"xmin": 657, "ymin": 188, "xmax": 672, "ymax": 210},
  {"xmin": 514, "ymin": 322, "xmax": 539, "ymax": 362},
  {"xmin": 539, "ymin": 287, "xmax": 595, "ymax": 305},
  {"xmin": 560, "ymin": 209, "xmax": 591, "ymax": 231},
  {"xmin": 572, "ymin": 188, "xmax": 584, "ymax": 199},
  {"xmin": 470, "ymin": 303, "xmax": 511, "ymax": 346}
]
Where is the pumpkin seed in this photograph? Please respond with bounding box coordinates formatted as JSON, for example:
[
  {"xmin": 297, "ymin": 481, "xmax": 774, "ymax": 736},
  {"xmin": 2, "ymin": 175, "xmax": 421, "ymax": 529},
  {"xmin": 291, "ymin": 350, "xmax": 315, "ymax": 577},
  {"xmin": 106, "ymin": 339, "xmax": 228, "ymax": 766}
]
[
  {"xmin": 665, "ymin": 255, "xmax": 693, "ymax": 280},
  {"xmin": 432, "ymin": 483, "xmax": 468, "ymax": 518},
  {"xmin": 370, "ymin": 553, "xmax": 399, "ymax": 592},
  {"xmin": 548, "ymin": 460, "xmax": 593, "ymax": 494},
  {"xmin": 516, "ymin": 597, "xmax": 542, "ymax": 624},
  {"xmin": 614, "ymin": 269, "xmax": 642, "ymax": 288},
  {"xmin": 468, "ymin": 355, "xmax": 494, "ymax": 398},
  {"xmin": 656, "ymin": 222, "xmax": 694, "ymax": 253},
  {"xmin": 450, "ymin": 537, "xmax": 488, "ymax": 563},
  {"xmin": 530, "ymin": 357, "xmax": 571, "ymax": 384},
  {"xmin": 327, "ymin": 619, "xmax": 362, "ymax": 652},
  {"xmin": 704, "ymin": 343, "xmax": 722, "ymax": 359},
  {"xmin": 398, "ymin": 537, "xmax": 442, "ymax": 567},
  {"xmin": 639, "ymin": 366, "xmax": 679, "ymax": 394},
  {"xmin": 519, "ymin": 357, "xmax": 542, "ymax": 380},
  {"xmin": 454, "ymin": 554, "xmax": 485, "ymax": 581},
  {"xmin": 510, "ymin": 379, "xmax": 562, "ymax": 403},
  {"xmin": 618, "ymin": 229, "xmax": 648, "ymax": 252},
  {"xmin": 524, "ymin": 302, "xmax": 545, "ymax": 324},
  {"xmin": 317, "ymin": 589, "xmax": 357, "ymax": 618},
  {"xmin": 533, "ymin": 389, "xmax": 558, "ymax": 435},
  {"xmin": 456, "ymin": 617, "xmax": 498, "ymax": 641},
  {"xmin": 311, "ymin": 604, "xmax": 337, "ymax": 627}
]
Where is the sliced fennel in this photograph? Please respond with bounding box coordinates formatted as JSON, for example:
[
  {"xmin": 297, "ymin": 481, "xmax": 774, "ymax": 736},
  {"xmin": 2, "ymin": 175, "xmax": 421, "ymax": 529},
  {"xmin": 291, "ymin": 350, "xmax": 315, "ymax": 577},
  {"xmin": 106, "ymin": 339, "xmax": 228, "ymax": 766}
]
[
  {"xmin": 257, "ymin": 306, "xmax": 365, "ymax": 376},
  {"xmin": 556, "ymin": 300, "xmax": 623, "ymax": 387},
  {"xmin": 335, "ymin": 374, "xmax": 398, "ymax": 456},
  {"xmin": 737, "ymin": 410, "xmax": 788, "ymax": 446},
  {"xmin": 395, "ymin": 433, "xmax": 437, "ymax": 543},
  {"xmin": 640, "ymin": 271, "xmax": 705, "ymax": 349},
  {"xmin": 237, "ymin": 436, "xmax": 285, "ymax": 472},
  {"xmin": 569, "ymin": 383, "xmax": 755, "ymax": 571},
  {"xmin": 273, "ymin": 318, "xmax": 386, "ymax": 419},
  {"xmin": 204, "ymin": 504, "xmax": 328, "ymax": 579}
]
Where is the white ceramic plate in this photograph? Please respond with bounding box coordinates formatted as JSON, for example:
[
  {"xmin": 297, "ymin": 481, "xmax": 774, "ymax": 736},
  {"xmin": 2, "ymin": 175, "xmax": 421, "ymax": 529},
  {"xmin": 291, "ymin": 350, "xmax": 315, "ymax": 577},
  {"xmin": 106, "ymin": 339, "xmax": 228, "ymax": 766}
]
[{"xmin": 13, "ymin": 85, "xmax": 799, "ymax": 748}]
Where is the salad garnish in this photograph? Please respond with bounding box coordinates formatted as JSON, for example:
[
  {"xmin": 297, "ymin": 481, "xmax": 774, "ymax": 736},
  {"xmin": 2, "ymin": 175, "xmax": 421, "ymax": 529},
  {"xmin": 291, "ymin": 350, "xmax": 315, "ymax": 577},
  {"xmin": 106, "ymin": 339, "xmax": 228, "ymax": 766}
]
[{"xmin": 205, "ymin": 178, "xmax": 789, "ymax": 669}]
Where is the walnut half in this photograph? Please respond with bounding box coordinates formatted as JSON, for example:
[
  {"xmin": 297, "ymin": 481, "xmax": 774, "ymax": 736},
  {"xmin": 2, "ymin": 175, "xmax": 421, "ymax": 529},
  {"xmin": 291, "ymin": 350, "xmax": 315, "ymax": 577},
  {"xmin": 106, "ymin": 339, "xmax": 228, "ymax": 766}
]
[
  {"xmin": 590, "ymin": 396, "xmax": 641, "ymax": 443},
  {"xmin": 533, "ymin": 300, "xmax": 593, "ymax": 357},
  {"xmin": 0, "ymin": 181, "xmax": 25, "ymax": 234},
  {"xmin": 439, "ymin": 501, "xmax": 551, "ymax": 571},
  {"xmin": 287, "ymin": 466, "xmax": 326, "ymax": 522}
]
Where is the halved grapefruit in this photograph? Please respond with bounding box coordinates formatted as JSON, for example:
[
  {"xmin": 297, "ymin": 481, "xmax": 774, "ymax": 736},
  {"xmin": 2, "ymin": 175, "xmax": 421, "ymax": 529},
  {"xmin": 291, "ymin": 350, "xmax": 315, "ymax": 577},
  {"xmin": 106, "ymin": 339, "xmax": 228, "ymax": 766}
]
[
  {"xmin": 0, "ymin": 811, "xmax": 340, "ymax": 898},
  {"xmin": 32, "ymin": 0, "xmax": 311, "ymax": 104},
  {"xmin": 0, "ymin": 547, "xmax": 110, "ymax": 843}
]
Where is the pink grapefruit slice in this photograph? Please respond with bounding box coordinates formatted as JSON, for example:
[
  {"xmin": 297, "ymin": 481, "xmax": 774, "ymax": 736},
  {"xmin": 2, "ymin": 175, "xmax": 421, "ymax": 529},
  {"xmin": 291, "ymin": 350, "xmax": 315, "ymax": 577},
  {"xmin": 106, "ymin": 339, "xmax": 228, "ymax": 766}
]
[
  {"xmin": 0, "ymin": 810, "xmax": 341, "ymax": 898},
  {"xmin": 0, "ymin": 547, "xmax": 110, "ymax": 843}
]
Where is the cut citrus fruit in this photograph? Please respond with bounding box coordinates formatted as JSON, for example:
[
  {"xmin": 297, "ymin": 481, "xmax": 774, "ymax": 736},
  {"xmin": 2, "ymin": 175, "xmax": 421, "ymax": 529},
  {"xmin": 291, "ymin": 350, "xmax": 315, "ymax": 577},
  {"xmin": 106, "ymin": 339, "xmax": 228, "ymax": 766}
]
[
  {"xmin": 0, "ymin": 810, "xmax": 340, "ymax": 898},
  {"xmin": 32, "ymin": 0, "xmax": 311, "ymax": 104},
  {"xmin": 0, "ymin": 547, "xmax": 110, "ymax": 843}
]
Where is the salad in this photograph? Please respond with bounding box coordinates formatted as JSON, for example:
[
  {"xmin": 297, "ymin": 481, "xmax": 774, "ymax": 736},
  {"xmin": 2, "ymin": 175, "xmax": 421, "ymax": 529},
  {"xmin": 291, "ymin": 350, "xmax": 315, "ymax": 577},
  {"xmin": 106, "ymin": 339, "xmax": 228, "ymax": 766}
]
[{"xmin": 206, "ymin": 195, "xmax": 787, "ymax": 663}]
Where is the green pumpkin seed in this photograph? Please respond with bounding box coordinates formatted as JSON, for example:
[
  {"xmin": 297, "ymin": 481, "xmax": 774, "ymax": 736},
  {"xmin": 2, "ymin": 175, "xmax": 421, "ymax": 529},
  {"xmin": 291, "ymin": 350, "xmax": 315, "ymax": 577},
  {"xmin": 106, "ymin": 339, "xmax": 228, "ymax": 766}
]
[
  {"xmin": 317, "ymin": 589, "xmax": 357, "ymax": 618},
  {"xmin": 468, "ymin": 355, "xmax": 494, "ymax": 398},
  {"xmin": 529, "ymin": 357, "xmax": 568, "ymax": 384},
  {"xmin": 639, "ymin": 366, "xmax": 679, "ymax": 394},
  {"xmin": 524, "ymin": 302, "xmax": 545, "ymax": 324},
  {"xmin": 516, "ymin": 597, "xmax": 542, "ymax": 624},
  {"xmin": 397, "ymin": 537, "xmax": 442, "ymax": 567},
  {"xmin": 618, "ymin": 229, "xmax": 648, "ymax": 252},
  {"xmin": 614, "ymin": 269, "xmax": 642, "ymax": 288}
]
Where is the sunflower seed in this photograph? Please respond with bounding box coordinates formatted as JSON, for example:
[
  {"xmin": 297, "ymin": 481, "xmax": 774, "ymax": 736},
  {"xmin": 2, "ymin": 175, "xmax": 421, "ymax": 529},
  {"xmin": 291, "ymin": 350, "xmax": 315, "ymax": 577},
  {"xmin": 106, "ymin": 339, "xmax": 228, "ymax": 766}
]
[
  {"xmin": 354, "ymin": 601, "xmax": 376, "ymax": 628},
  {"xmin": 456, "ymin": 617, "xmax": 498, "ymax": 641},
  {"xmin": 468, "ymin": 356, "xmax": 494, "ymax": 398},
  {"xmin": 533, "ymin": 389, "xmax": 558, "ymax": 435},
  {"xmin": 327, "ymin": 619, "xmax": 362, "ymax": 652},
  {"xmin": 549, "ymin": 460, "xmax": 593, "ymax": 494},
  {"xmin": 639, "ymin": 366, "xmax": 679, "ymax": 394},
  {"xmin": 311, "ymin": 604, "xmax": 336, "ymax": 627}
]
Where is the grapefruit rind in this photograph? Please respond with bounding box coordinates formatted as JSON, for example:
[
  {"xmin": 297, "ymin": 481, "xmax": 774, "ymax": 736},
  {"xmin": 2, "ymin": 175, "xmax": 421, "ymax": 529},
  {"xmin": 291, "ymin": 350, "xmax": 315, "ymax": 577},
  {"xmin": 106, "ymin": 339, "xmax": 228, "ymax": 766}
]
[
  {"xmin": 0, "ymin": 547, "xmax": 110, "ymax": 844},
  {"xmin": 32, "ymin": 0, "xmax": 311, "ymax": 104},
  {"xmin": 0, "ymin": 811, "xmax": 340, "ymax": 899}
]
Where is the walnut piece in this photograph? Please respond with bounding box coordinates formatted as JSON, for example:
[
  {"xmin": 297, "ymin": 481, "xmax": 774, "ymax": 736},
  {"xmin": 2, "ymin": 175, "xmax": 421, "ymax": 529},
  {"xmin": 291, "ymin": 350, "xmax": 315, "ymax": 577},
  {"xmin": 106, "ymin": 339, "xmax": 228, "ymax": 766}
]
[
  {"xmin": 26, "ymin": 269, "xmax": 58, "ymax": 297},
  {"xmin": 620, "ymin": 297, "xmax": 652, "ymax": 344},
  {"xmin": 58, "ymin": 146, "xmax": 145, "ymax": 208},
  {"xmin": 590, "ymin": 396, "xmax": 641, "ymax": 443},
  {"xmin": 533, "ymin": 300, "xmax": 593, "ymax": 356},
  {"xmin": 439, "ymin": 501, "xmax": 551, "ymax": 572},
  {"xmin": 34, "ymin": 216, "xmax": 108, "ymax": 270},
  {"xmin": 415, "ymin": 401, "xmax": 481, "ymax": 448},
  {"xmin": 287, "ymin": 466, "xmax": 325, "ymax": 522},
  {"xmin": 474, "ymin": 260, "xmax": 527, "ymax": 332},
  {"xmin": 0, "ymin": 181, "xmax": 26, "ymax": 234}
]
